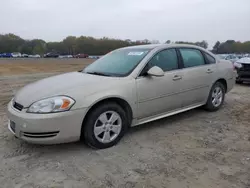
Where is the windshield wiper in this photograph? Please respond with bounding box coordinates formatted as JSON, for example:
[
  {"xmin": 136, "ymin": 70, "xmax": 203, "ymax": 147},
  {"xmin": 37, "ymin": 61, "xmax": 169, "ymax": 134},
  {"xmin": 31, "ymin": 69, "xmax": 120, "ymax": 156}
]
[{"xmin": 85, "ymin": 71, "xmax": 111, "ymax": 77}]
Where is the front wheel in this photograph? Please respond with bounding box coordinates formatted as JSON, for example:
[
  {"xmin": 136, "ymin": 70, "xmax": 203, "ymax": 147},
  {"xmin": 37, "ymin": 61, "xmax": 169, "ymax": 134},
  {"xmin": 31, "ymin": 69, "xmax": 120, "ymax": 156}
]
[
  {"xmin": 82, "ymin": 102, "xmax": 129, "ymax": 149},
  {"xmin": 204, "ymin": 82, "xmax": 225, "ymax": 111}
]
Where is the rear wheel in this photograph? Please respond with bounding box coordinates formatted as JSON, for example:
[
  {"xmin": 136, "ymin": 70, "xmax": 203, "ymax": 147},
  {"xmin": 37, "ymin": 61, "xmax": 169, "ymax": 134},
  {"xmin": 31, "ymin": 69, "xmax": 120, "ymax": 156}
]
[
  {"xmin": 204, "ymin": 82, "xmax": 225, "ymax": 111},
  {"xmin": 82, "ymin": 102, "xmax": 128, "ymax": 149}
]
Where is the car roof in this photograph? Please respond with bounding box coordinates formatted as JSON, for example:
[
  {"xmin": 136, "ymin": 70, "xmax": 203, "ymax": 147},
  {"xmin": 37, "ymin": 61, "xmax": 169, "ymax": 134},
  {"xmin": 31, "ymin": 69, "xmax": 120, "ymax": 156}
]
[{"xmin": 121, "ymin": 43, "xmax": 205, "ymax": 50}]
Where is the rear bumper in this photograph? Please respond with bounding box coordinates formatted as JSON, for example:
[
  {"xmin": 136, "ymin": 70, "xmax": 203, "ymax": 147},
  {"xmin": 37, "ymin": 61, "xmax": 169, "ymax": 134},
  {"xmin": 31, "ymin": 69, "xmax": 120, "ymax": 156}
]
[{"xmin": 7, "ymin": 102, "xmax": 87, "ymax": 144}]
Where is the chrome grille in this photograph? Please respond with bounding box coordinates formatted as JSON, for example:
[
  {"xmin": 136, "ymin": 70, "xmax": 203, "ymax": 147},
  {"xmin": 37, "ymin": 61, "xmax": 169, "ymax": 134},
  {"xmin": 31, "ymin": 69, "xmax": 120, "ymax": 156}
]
[{"xmin": 242, "ymin": 64, "xmax": 250, "ymax": 71}]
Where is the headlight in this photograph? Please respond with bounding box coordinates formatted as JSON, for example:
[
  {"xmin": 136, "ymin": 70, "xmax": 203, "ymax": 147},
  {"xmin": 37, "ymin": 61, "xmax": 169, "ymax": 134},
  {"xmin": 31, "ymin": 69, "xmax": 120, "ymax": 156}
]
[
  {"xmin": 234, "ymin": 62, "xmax": 243, "ymax": 69},
  {"xmin": 27, "ymin": 96, "xmax": 75, "ymax": 113}
]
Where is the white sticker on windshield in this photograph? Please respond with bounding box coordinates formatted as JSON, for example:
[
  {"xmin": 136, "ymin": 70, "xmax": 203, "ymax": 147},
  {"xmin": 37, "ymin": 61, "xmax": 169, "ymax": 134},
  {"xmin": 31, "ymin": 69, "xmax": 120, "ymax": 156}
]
[{"xmin": 128, "ymin": 52, "xmax": 144, "ymax": 56}]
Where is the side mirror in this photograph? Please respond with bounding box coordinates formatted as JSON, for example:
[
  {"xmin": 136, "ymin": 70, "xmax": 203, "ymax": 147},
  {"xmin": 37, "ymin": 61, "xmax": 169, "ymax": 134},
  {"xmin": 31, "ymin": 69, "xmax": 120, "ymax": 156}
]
[{"xmin": 147, "ymin": 66, "xmax": 164, "ymax": 77}]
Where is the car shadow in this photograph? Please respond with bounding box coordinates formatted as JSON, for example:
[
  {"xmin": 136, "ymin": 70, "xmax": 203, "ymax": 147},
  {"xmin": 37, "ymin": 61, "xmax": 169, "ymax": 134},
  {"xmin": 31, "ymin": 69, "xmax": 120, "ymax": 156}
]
[
  {"xmin": 128, "ymin": 107, "xmax": 205, "ymax": 134},
  {"xmin": 3, "ymin": 139, "xmax": 92, "ymax": 159}
]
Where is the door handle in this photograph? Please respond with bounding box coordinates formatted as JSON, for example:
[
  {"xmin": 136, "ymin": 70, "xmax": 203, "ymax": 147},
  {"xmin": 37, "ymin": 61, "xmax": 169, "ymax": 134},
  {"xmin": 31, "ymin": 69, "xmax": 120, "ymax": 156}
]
[
  {"xmin": 206, "ymin": 69, "xmax": 213, "ymax": 74},
  {"xmin": 172, "ymin": 75, "xmax": 182, "ymax": 81}
]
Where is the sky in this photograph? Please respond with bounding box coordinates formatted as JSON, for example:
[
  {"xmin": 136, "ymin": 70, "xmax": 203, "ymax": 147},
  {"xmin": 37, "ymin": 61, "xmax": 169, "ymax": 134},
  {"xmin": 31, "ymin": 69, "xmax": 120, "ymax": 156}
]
[{"xmin": 0, "ymin": 0, "xmax": 250, "ymax": 48}]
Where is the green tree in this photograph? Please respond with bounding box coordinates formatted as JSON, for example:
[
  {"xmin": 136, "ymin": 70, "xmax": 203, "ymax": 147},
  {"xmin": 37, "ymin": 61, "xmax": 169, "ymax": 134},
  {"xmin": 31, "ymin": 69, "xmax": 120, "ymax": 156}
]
[
  {"xmin": 46, "ymin": 42, "xmax": 67, "ymax": 54},
  {"xmin": 0, "ymin": 33, "xmax": 25, "ymax": 53},
  {"xmin": 0, "ymin": 33, "xmax": 250, "ymax": 55},
  {"xmin": 30, "ymin": 39, "xmax": 47, "ymax": 55},
  {"xmin": 212, "ymin": 41, "xmax": 221, "ymax": 53},
  {"xmin": 63, "ymin": 36, "xmax": 77, "ymax": 55},
  {"xmin": 175, "ymin": 40, "xmax": 208, "ymax": 49}
]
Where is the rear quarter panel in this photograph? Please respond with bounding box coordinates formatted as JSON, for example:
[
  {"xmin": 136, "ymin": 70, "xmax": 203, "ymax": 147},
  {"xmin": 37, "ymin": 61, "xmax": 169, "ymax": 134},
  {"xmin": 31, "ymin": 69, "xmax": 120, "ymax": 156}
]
[{"xmin": 216, "ymin": 59, "xmax": 235, "ymax": 92}]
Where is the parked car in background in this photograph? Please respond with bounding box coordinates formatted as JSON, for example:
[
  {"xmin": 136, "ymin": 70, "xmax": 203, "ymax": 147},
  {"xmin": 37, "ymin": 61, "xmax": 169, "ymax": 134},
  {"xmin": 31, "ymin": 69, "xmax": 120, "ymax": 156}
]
[
  {"xmin": 236, "ymin": 54, "xmax": 243, "ymax": 59},
  {"xmin": 218, "ymin": 54, "xmax": 238, "ymax": 63},
  {"xmin": 7, "ymin": 44, "xmax": 235, "ymax": 149},
  {"xmin": 59, "ymin": 55, "xmax": 73, "ymax": 58},
  {"xmin": 28, "ymin": 54, "xmax": 41, "ymax": 58},
  {"xmin": 12, "ymin": 52, "xmax": 22, "ymax": 58},
  {"xmin": 21, "ymin": 54, "xmax": 29, "ymax": 58},
  {"xmin": 89, "ymin": 56, "xmax": 102, "ymax": 59},
  {"xmin": 74, "ymin": 53, "xmax": 89, "ymax": 58},
  {"xmin": 1, "ymin": 53, "xmax": 13, "ymax": 58},
  {"xmin": 44, "ymin": 52, "xmax": 59, "ymax": 58},
  {"xmin": 234, "ymin": 57, "xmax": 250, "ymax": 84}
]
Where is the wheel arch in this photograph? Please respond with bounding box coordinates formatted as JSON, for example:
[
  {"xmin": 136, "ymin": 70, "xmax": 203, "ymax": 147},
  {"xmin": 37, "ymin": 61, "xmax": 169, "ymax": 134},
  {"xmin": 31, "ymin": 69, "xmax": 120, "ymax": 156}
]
[
  {"xmin": 214, "ymin": 78, "xmax": 228, "ymax": 92},
  {"xmin": 81, "ymin": 96, "xmax": 134, "ymax": 135}
]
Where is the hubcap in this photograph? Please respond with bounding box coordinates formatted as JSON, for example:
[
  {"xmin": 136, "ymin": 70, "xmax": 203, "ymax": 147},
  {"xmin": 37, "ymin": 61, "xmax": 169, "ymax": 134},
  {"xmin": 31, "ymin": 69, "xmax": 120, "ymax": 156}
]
[
  {"xmin": 94, "ymin": 111, "xmax": 122, "ymax": 143},
  {"xmin": 212, "ymin": 86, "xmax": 223, "ymax": 107}
]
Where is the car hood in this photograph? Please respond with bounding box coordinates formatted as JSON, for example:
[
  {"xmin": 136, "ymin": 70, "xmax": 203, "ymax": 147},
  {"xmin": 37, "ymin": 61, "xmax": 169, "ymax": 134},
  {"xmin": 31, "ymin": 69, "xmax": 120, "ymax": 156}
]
[
  {"xmin": 236, "ymin": 57, "xmax": 250, "ymax": 64},
  {"xmin": 14, "ymin": 72, "xmax": 120, "ymax": 107}
]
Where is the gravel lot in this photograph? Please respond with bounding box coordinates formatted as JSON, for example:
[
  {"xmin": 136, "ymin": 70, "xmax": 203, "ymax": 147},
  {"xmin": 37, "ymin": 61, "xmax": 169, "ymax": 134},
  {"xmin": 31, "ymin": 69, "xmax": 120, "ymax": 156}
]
[{"xmin": 0, "ymin": 59, "xmax": 250, "ymax": 188}]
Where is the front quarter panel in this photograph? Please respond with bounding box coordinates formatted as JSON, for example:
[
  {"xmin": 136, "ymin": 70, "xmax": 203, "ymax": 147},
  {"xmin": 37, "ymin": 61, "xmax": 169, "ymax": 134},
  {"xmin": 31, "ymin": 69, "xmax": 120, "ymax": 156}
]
[{"xmin": 69, "ymin": 79, "xmax": 138, "ymax": 118}]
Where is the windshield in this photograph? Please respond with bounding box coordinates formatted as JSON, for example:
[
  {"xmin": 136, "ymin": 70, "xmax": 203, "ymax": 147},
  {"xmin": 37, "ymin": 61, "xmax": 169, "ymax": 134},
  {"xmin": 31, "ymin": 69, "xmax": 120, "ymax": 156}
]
[{"xmin": 83, "ymin": 48, "xmax": 150, "ymax": 77}]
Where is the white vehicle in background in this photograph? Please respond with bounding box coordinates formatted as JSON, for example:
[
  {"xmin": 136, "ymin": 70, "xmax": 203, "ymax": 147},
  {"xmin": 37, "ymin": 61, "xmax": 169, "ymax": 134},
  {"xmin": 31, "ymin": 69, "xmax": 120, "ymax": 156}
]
[
  {"xmin": 89, "ymin": 56, "xmax": 102, "ymax": 59},
  {"xmin": 217, "ymin": 54, "xmax": 238, "ymax": 63},
  {"xmin": 28, "ymin": 54, "xmax": 41, "ymax": 58},
  {"xmin": 21, "ymin": 54, "xmax": 29, "ymax": 58},
  {"xmin": 11, "ymin": 52, "xmax": 22, "ymax": 58},
  {"xmin": 59, "ymin": 55, "xmax": 73, "ymax": 58}
]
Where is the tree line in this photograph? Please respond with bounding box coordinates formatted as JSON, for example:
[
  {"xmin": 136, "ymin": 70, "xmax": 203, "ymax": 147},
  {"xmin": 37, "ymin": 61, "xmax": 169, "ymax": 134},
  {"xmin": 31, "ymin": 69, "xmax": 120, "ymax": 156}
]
[
  {"xmin": 212, "ymin": 40, "xmax": 250, "ymax": 54},
  {"xmin": 0, "ymin": 33, "xmax": 249, "ymax": 55},
  {"xmin": 169, "ymin": 40, "xmax": 208, "ymax": 49}
]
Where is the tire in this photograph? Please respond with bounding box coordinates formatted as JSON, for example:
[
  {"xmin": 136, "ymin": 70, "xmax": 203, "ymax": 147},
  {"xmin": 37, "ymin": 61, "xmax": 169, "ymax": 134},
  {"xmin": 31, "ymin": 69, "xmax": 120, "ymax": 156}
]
[
  {"xmin": 204, "ymin": 82, "xmax": 225, "ymax": 112},
  {"xmin": 82, "ymin": 102, "xmax": 129, "ymax": 149}
]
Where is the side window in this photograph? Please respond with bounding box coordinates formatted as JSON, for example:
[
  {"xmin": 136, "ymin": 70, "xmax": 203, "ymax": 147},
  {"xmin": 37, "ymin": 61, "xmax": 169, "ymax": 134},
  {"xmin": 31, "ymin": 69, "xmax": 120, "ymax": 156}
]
[
  {"xmin": 147, "ymin": 49, "xmax": 178, "ymax": 72},
  {"xmin": 179, "ymin": 48, "xmax": 205, "ymax": 68},
  {"xmin": 204, "ymin": 53, "xmax": 216, "ymax": 64}
]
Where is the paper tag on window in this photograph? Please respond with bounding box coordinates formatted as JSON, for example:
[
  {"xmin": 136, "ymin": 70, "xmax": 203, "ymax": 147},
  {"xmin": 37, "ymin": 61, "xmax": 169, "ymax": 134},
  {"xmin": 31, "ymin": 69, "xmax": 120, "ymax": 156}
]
[{"xmin": 128, "ymin": 52, "xmax": 144, "ymax": 56}]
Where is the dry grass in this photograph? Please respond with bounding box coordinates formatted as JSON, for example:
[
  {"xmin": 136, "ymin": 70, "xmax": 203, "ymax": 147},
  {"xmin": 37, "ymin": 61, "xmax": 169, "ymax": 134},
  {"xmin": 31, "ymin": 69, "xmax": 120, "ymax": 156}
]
[{"xmin": 0, "ymin": 58, "xmax": 95, "ymax": 76}]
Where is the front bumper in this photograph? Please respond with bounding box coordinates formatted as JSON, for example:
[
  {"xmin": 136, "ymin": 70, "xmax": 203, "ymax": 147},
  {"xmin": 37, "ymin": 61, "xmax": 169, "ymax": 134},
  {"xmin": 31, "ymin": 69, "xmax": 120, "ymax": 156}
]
[
  {"xmin": 236, "ymin": 70, "xmax": 250, "ymax": 82},
  {"xmin": 7, "ymin": 102, "xmax": 87, "ymax": 144}
]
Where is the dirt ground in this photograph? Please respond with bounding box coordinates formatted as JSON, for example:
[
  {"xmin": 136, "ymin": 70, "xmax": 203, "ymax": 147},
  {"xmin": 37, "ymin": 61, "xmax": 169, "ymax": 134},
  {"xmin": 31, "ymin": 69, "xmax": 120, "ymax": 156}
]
[{"xmin": 0, "ymin": 59, "xmax": 250, "ymax": 188}]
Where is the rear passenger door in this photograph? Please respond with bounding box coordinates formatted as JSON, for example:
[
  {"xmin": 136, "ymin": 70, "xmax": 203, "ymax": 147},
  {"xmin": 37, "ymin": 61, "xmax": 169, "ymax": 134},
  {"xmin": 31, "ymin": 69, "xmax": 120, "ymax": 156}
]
[{"xmin": 177, "ymin": 48, "xmax": 217, "ymax": 108}]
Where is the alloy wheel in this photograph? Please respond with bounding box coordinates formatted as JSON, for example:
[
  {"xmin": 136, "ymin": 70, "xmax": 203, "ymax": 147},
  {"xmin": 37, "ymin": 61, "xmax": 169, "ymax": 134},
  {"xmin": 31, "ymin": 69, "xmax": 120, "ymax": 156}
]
[
  {"xmin": 211, "ymin": 86, "xmax": 223, "ymax": 107},
  {"xmin": 94, "ymin": 111, "xmax": 122, "ymax": 143}
]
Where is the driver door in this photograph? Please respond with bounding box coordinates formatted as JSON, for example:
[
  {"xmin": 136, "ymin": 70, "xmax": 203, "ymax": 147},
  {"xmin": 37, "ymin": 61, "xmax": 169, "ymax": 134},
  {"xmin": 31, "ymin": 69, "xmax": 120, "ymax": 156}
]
[{"xmin": 136, "ymin": 48, "xmax": 183, "ymax": 119}]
